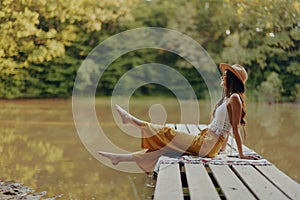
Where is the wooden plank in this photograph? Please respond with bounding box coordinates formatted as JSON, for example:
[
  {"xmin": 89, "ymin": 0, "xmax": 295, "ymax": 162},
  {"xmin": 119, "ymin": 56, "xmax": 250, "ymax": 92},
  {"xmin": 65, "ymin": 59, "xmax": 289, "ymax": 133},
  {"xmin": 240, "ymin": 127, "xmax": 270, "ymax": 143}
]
[
  {"xmin": 256, "ymin": 165, "xmax": 300, "ymax": 199},
  {"xmin": 232, "ymin": 165, "xmax": 289, "ymax": 200},
  {"xmin": 210, "ymin": 165, "xmax": 255, "ymax": 200},
  {"xmin": 227, "ymin": 135, "xmax": 238, "ymax": 155},
  {"xmin": 176, "ymin": 124, "xmax": 189, "ymax": 133},
  {"xmin": 226, "ymin": 134, "xmax": 253, "ymax": 155},
  {"xmin": 198, "ymin": 124, "xmax": 208, "ymax": 131},
  {"xmin": 154, "ymin": 164, "xmax": 184, "ymax": 200},
  {"xmin": 186, "ymin": 124, "xmax": 200, "ymax": 135},
  {"xmin": 220, "ymin": 143, "xmax": 232, "ymax": 154},
  {"xmin": 165, "ymin": 123, "xmax": 175, "ymax": 128},
  {"xmin": 153, "ymin": 124, "xmax": 298, "ymax": 200},
  {"xmin": 185, "ymin": 164, "xmax": 220, "ymax": 200},
  {"xmin": 228, "ymin": 135, "xmax": 253, "ymax": 154}
]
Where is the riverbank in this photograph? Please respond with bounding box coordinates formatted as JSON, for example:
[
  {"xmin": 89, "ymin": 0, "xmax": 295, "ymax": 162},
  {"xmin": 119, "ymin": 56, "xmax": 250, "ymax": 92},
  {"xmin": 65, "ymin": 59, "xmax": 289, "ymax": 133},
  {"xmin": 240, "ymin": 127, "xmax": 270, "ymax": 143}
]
[{"xmin": 0, "ymin": 180, "xmax": 62, "ymax": 199}]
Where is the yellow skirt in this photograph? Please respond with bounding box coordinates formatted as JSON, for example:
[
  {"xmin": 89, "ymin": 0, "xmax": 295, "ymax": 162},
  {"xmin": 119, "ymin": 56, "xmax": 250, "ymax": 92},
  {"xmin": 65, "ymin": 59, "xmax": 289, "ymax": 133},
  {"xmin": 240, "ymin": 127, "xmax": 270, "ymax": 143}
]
[{"xmin": 133, "ymin": 122, "xmax": 225, "ymax": 172}]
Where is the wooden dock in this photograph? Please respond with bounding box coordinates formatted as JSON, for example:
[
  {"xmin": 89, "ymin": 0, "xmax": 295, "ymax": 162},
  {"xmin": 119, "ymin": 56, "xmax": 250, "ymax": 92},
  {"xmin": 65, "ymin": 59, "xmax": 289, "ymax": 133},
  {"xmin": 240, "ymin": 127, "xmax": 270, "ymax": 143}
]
[{"xmin": 152, "ymin": 124, "xmax": 300, "ymax": 200}]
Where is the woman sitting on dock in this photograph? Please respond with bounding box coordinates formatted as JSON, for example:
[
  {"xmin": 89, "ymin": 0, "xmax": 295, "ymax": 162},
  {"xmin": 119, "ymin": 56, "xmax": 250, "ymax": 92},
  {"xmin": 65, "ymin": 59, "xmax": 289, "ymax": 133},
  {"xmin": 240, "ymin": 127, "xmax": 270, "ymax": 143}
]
[{"xmin": 99, "ymin": 63, "xmax": 257, "ymax": 172}]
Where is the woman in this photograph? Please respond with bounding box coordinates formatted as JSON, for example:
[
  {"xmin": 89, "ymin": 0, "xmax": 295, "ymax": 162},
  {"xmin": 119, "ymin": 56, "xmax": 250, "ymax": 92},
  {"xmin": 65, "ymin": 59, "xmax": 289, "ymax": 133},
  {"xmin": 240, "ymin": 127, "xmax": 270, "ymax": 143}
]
[{"xmin": 99, "ymin": 63, "xmax": 257, "ymax": 172}]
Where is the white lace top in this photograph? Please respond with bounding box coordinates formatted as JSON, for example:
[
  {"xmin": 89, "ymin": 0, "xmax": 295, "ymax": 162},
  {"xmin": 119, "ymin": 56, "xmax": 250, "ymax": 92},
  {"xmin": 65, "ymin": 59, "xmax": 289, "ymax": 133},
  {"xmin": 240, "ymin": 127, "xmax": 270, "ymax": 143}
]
[{"xmin": 208, "ymin": 100, "xmax": 232, "ymax": 137}]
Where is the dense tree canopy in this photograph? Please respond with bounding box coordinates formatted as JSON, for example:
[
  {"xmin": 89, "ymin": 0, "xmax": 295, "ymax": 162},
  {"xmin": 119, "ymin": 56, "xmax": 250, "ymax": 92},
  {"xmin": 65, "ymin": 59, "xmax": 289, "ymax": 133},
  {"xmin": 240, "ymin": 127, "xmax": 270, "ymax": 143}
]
[
  {"xmin": 0, "ymin": 0, "xmax": 135, "ymax": 98},
  {"xmin": 1, "ymin": 0, "xmax": 299, "ymax": 102}
]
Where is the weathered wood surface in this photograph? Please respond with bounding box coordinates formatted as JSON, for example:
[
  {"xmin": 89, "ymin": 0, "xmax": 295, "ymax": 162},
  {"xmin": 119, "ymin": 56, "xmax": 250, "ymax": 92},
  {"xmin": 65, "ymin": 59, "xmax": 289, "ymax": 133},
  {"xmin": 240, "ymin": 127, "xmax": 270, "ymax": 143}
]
[
  {"xmin": 210, "ymin": 165, "xmax": 255, "ymax": 200},
  {"xmin": 256, "ymin": 165, "xmax": 300, "ymax": 199},
  {"xmin": 185, "ymin": 163, "xmax": 220, "ymax": 200},
  {"xmin": 153, "ymin": 164, "xmax": 183, "ymax": 200},
  {"xmin": 153, "ymin": 124, "xmax": 300, "ymax": 200},
  {"xmin": 232, "ymin": 165, "xmax": 289, "ymax": 200}
]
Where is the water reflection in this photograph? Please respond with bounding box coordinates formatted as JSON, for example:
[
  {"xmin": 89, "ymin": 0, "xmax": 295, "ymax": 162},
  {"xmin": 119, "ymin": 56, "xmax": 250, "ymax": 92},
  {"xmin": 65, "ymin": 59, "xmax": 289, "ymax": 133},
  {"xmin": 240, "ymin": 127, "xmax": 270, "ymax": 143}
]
[
  {"xmin": 246, "ymin": 102, "xmax": 300, "ymax": 182},
  {"xmin": 0, "ymin": 98, "xmax": 299, "ymax": 199},
  {"xmin": 0, "ymin": 99, "xmax": 148, "ymax": 199}
]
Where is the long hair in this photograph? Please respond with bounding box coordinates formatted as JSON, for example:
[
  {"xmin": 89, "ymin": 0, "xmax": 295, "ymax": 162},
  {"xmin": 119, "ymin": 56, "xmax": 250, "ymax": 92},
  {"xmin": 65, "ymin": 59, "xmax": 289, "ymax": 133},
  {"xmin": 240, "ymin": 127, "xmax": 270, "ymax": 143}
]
[{"xmin": 213, "ymin": 70, "xmax": 247, "ymax": 126}]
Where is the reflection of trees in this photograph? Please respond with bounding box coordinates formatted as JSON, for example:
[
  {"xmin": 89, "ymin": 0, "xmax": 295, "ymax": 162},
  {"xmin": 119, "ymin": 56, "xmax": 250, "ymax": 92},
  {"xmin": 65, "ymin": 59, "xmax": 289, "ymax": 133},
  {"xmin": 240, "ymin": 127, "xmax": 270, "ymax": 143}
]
[
  {"xmin": 0, "ymin": 126, "xmax": 142, "ymax": 199},
  {"xmin": 249, "ymin": 103, "xmax": 283, "ymax": 137},
  {"xmin": 0, "ymin": 99, "xmax": 146, "ymax": 199},
  {"xmin": 247, "ymin": 102, "xmax": 300, "ymax": 182},
  {"xmin": 28, "ymin": 141, "xmax": 63, "ymax": 163},
  {"xmin": 0, "ymin": 127, "xmax": 64, "ymax": 187}
]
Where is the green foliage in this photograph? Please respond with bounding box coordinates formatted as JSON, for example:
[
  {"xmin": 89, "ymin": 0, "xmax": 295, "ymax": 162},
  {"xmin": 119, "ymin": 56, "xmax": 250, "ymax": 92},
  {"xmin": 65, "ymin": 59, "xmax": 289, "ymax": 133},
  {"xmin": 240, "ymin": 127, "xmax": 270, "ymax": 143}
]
[
  {"xmin": 97, "ymin": 49, "xmax": 208, "ymax": 99},
  {"xmin": 258, "ymin": 72, "xmax": 282, "ymax": 103},
  {"xmin": 204, "ymin": 0, "xmax": 300, "ymax": 102},
  {"xmin": 0, "ymin": 0, "xmax": 135, "ymax": 98},
  {"xmin": 0, "ymin": 0, "xmax": 299, "ymax": 102}
]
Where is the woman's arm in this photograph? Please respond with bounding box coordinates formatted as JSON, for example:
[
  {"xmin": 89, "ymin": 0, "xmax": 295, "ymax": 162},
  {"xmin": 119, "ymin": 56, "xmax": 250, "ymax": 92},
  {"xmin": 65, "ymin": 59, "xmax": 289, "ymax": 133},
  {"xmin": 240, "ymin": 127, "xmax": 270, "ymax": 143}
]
[{"xmin": 228, "ymin": 94, "xmax": 256, "ymax": 159}]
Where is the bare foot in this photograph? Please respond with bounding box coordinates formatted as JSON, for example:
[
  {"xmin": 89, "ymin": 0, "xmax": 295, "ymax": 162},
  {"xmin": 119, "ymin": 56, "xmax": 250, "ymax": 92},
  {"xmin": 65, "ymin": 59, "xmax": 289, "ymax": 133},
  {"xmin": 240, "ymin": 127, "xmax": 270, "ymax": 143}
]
[
  {"xmin": 114, "ymin": 104, "xmax": 131, "ymax": 124},
  {"xmin": 98, "ymin": 151, "xmax": 121, "ymax": 165}
]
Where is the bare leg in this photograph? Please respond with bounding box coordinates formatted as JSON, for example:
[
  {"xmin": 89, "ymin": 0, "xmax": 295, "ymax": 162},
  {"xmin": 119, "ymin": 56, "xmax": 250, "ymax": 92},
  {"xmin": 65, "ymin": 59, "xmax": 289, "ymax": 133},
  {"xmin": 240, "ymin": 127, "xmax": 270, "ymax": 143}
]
[
  {"xmin": 98, "ymin": 151, "xmax": 136, "ymax": 165},
  {"xmin": 115, "ymin": 104, "xmax": 146, "ymax": 127},
  {"xmin": 98, "ymin": 106, "xmax": 148, "ymax": 166}
]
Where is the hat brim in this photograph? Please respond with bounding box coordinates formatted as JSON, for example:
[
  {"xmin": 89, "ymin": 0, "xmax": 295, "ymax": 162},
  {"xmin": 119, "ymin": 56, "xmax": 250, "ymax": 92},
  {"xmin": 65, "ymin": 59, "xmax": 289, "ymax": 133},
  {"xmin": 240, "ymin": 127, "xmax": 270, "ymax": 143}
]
[
  {"xmin": 219, "ymin": 63, "xmax": 233, "ymax": 74},
  {"xmin": 219, "ymin": 63, "xmax": 246, "ymax": 84}
]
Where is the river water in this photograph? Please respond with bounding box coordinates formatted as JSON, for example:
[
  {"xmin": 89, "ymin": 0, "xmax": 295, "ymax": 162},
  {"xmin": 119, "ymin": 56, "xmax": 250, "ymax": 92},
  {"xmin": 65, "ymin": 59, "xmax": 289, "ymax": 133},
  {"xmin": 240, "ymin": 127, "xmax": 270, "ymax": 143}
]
[{"xmin": 0, "ymin": 98, "xmax": 299, "ymax": 199}]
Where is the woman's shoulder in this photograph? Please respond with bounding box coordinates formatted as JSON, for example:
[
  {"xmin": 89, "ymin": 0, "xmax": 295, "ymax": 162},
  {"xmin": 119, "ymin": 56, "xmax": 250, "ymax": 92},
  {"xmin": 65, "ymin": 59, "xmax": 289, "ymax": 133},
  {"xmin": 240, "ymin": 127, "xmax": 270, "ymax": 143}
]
[
  {"xmin": 230, "ymin": 93, "xmax": 241, "ymax": 99},
  {"xmin": 228, "ymin": 93, "xmax": 242, "ymax": 106}
]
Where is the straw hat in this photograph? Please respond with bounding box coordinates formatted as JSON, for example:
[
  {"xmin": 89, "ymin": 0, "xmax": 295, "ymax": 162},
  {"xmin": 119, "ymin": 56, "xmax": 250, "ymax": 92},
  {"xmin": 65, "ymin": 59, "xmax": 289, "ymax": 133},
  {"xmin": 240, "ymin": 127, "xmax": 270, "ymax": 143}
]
[{"xmin": 219, "ymin": 63, "xmax": 248, "ymax": 83}]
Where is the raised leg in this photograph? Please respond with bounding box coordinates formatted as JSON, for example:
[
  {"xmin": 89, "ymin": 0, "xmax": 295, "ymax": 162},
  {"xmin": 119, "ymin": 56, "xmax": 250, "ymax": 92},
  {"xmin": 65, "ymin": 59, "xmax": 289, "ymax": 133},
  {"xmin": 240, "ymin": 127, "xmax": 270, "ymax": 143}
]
[
  {"xmin": 115, "ymin": 104, "xmax": 146, "ymax": 127},
  {"xmin": 98, "ymin": 151, "xmax": 136, "ymax": 165}
]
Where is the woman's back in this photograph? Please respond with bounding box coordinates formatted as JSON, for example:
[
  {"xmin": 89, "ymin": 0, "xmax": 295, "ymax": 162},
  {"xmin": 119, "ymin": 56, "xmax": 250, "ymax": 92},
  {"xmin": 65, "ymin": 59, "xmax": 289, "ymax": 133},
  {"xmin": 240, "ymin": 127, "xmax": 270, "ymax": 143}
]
[{"xmin": 208, "ymin": 100, "xmax": 232, "ymax": 138}]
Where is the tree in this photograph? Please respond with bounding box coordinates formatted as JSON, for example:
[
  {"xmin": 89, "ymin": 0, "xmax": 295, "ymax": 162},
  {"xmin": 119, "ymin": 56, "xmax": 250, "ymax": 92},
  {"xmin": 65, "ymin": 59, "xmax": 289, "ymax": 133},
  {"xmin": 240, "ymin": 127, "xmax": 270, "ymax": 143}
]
[
  {"xmin": 259, "ymin": 72, "xmax": 282, "ymax": 103},
  {"xmin": 0, "ymin": 0, "xmax": 135, "ymax": 98},
  {"xmin": 1, "ymin": 0, "xmax": 299, "ymax": 101},
  {"xmin": 217, "ymin": 0, "xmax": 300, "ymax": 101}
]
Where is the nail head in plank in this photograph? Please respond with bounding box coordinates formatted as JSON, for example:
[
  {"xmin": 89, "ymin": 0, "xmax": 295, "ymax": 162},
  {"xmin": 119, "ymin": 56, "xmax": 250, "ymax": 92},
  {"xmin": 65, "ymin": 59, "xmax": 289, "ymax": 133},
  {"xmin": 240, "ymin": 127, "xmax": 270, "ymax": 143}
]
[
  {"xmin": 232, "ymin": 165, "xmax": 289, "ymax": 200},
  {"xmin": 154, "ymin": 164, "xmax": 184, "ymax": 200},
  {"xmin": 210, "ymin": 165, "xmax": 255, "ymax": 200},
  {"xmin": 185, "ymin": 164, "xmax": 220, "ymax": 200},
  {"xmin": 176, "ymin": 124, "xmax": 189, "ymax": 132},
  {"xmin": 256, "ymin": 165, "xmax": 300, "ymax": 199},
  {"xmin": 186, "ymin": 124, "xmax": 201, "ymax": 135}
]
